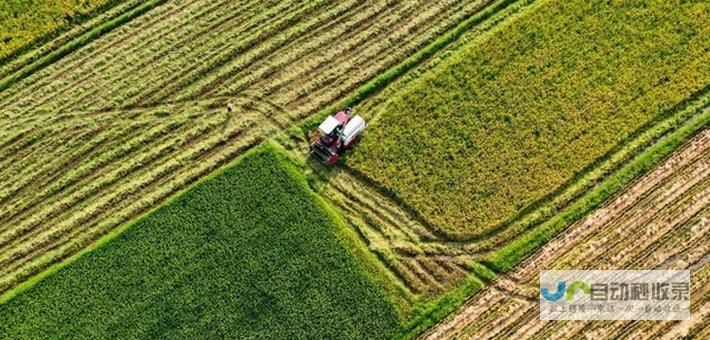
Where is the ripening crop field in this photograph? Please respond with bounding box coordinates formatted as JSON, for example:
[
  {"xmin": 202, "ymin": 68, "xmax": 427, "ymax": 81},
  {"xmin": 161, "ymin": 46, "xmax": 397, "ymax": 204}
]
[
  {"xmin": 350, "ymin": 0, "xmax": 710, "ymax": 240},
  {"xmin": 0, "ymin": 0, "xmax": 115, "ymax": 60},
  {"xmin": 0, "ymin": 146, "xmax": 401, "ymax": 339}
]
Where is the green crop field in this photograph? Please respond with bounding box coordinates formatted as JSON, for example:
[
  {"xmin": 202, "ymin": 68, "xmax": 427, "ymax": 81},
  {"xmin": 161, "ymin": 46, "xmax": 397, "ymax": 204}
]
[
  {"xmin": 0, "ymin": 146, "xmax": 401, "ymax": 339},
  {"xmin": 350, "ymin": 0, "xmax": 709, "ymax": 240},
  {"xmin": 0, "ymin": 0, "xmax": 117, "ymax": 60}
]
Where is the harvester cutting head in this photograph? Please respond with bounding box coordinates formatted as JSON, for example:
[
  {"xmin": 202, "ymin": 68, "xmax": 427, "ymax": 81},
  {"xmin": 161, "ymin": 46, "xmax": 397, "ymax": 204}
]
[{"xmin": 308, "ymin": 108, "xmax": 366, "ymax": 166}]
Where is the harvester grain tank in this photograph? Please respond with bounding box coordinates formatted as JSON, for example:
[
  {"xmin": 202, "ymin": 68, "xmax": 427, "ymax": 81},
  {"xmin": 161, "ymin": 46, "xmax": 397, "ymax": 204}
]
[{"xmin": 308, "ymin": 108, "xmax": 366, "ymax": 166}]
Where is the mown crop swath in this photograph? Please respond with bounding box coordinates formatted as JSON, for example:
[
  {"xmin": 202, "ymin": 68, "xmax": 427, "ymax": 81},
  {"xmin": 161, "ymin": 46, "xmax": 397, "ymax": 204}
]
[
  {"xmin": 0, "ymin": 146, "xmax": 401, "ymax": 338},
  {"xmin": 423, "ymin": 131, "xmax": 710, "ymax": 339},
  {"xmin": 350, "ymin": 0, "xmax": 709, "ymax": 240},
  {"xmin": 0, "ymin": 0, "xmax": 498, "ymax": 295}
]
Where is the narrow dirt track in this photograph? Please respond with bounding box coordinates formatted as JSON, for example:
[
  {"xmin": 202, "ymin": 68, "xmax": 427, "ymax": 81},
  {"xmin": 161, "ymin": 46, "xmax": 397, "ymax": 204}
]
[{"xmin": 422, "ymin": 129, "xmax": 710, "ymax": 339}]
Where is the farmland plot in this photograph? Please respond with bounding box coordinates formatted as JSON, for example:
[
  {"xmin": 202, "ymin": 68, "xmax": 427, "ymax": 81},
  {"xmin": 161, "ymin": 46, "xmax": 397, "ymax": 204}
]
[
  {"xmin": 349, "ymin": 0, "xmax": 710, "ymax": 240},
  {"xmin": 422, "ymin": 130, "xmax": 710, "ymax": 339},
  {"xmin": 0, "ymin": 146, "xmax": 401, "ymax": 338},
  {"xmin": 0, "ymin": 0, "xmax": 500, "ymax": 295}
]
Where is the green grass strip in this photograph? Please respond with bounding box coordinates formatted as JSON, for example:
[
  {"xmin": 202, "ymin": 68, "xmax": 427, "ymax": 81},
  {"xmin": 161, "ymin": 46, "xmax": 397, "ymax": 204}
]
[{"xmin": 0, "ymin": 0, "xmax": 168, "ymax": 92}]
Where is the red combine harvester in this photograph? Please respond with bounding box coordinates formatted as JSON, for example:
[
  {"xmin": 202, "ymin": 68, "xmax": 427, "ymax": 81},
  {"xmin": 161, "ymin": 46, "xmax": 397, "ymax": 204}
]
[{"xmin": 309, "ymin": 108, "xmax": 366, "ymax": 166}]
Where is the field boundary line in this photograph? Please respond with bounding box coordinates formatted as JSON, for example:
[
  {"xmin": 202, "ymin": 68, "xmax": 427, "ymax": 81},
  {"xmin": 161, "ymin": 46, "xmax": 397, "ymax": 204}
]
[
  {"xmin": 0, "ymin": 142, "xmax": 275, "ymax": 305},
  {"xmin": 0, "ymin": 0, "xmax": 169, "ymax": 93}
]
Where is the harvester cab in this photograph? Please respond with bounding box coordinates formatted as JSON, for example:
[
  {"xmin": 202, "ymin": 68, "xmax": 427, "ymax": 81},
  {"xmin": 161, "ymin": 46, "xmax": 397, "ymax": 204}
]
[{"xmin": 308, "ymin": 108, "xmax": 366, "ymax": 166}]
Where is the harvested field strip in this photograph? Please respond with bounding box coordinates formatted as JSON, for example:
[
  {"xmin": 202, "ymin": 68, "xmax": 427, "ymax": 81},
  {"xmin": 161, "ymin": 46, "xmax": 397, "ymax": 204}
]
[
  {"xmin": 143, "ymin": 0, "xmax": 361, "ymax": 104},
  {"xmin": 0, "ymin": 0, "xmax": 520, "ymax": 295},
  {"xmin": 121, "ymin": 0, "xmax": 327, "ymax": 106},
  {"xmin": 0, "ymin": 147, "xmax": 402, "ymax": 338},
  {"xmin": 0, "ymin": 116, "xmax": 197, "ymax": 224},
  {"xmin": 34, "ymin": 0, "xmax": 242, "ymax": 113},
  {"xmin": 10, "ymin": 0, "xmax": 284, "ymax": 116},
  {"xmin": 187, "ymin": 0, "xmax": 397, "ymax": 99},
  {"xmin": 280, "ymin": 1, "xmax": 492, "ymax": 118},
  {"xmin": 0, "ymin": 0, "xmax": 255, "ymax": 114},
  {"xmin": 209, "ymin": 0, "xmax": 496, "ymax": 117},
  {"xmin": 423, "ymin": 130, "xmax": 710, "ymax": 339},
  {"xmin": 267, "ymin": 0, "xmax": 461, "ymax": 102},
  {"xmin": 0, "ymin": 102, "xmax": 272, "ymax": 292}
]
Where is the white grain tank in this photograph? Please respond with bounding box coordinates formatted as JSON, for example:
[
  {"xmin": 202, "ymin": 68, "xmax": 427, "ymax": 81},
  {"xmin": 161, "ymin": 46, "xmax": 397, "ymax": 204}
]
[{"xmin": 341, "ymin": 115, "xmax": 366, "ymax": 146}]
